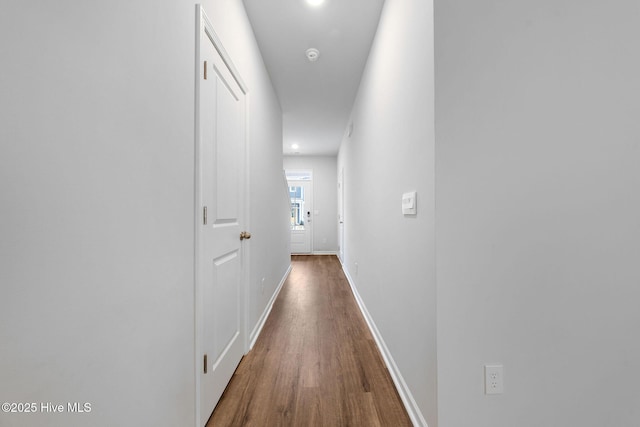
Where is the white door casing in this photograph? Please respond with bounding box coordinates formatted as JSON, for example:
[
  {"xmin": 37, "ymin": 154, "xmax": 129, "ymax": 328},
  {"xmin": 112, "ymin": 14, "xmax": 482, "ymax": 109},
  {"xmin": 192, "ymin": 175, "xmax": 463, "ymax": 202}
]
[{"xmin": 195, "ymin": 6, "xmax": 248, "ymax": 426}]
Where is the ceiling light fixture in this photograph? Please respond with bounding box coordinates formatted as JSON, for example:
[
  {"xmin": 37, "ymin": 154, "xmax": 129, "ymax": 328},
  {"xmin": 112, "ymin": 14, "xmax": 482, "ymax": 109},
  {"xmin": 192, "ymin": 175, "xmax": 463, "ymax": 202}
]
[
  {"xmin": 291, "ymin": 143, "xmax": 299, "ymax": 149},
  {"xmin": 305, "ymin": 48, "xmax": 320, "ymax": 62},
  {"xmin": 306, "ymin": 0, "xmax": 325, "ymax": 6}
]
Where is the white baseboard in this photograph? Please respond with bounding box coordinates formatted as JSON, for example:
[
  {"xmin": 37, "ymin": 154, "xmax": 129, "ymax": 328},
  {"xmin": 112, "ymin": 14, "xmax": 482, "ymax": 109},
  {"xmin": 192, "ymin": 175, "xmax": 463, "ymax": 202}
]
[
  {"xmin": 249, "ymin": 264, "xmax": 292, "ymax": 349},
  {"xmin": 290, "ymin": 251, "xmax": 338, "ymax": 256},
  {"xmin": 312, "ymin": 251, "xmax": 337, "ymax": 255},
  {"xmin": 341, "ymin": 265, "xmax": 428, "ymax": 427}
]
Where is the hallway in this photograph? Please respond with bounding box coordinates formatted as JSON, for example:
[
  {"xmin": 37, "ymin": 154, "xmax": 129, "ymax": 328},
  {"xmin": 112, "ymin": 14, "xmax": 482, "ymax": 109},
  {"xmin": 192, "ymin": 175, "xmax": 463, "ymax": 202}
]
[
  {"xmin": 208, "ymin": 256, "xmax": 411, "ymax": 426},
  {"xmin": 4, "ymin": 1, "xmax": 640, "ymax": 426}
]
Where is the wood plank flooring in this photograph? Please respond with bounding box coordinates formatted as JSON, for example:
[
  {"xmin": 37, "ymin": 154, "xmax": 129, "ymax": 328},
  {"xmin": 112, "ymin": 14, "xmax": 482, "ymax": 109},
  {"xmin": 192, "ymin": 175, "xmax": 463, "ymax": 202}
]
[{"xmin": 207, "ymin": 255, "xmax": 412, "ymax": 427}]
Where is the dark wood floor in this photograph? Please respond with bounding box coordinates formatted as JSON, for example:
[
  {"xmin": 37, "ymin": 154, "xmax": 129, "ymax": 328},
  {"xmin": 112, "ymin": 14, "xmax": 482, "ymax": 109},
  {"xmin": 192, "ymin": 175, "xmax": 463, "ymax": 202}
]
[{"xmin": 207, "ymin": 255, "xmax": 412, "ymax": 427}]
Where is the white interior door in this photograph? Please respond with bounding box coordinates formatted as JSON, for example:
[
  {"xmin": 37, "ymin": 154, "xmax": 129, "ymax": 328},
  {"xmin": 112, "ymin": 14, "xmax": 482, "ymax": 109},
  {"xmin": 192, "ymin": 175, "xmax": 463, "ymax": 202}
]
[
  {"xmin": 338, "ymin": 168, "xmax": 344, "ymax": 263},
  {"xmin": 196, "ymin": 7, "xmax": 248, "ymax": 426},
  {"xmin": 288, "ymin": 180, "xmax": 312, "ymax": 254}
]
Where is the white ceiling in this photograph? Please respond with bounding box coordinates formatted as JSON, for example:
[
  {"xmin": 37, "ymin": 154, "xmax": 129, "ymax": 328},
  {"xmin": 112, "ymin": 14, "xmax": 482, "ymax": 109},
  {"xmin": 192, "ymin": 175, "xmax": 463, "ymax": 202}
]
[{"xmin": 243, "ymin": 0, "xmax": 385, "ymax": 156}]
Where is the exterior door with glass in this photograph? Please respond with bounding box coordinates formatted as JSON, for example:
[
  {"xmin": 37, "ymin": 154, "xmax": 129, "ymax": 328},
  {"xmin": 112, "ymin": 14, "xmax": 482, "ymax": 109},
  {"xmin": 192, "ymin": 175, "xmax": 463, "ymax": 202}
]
[{"xmin": 289, "ymin": 180, "xmax": 312, "ymax": 254}]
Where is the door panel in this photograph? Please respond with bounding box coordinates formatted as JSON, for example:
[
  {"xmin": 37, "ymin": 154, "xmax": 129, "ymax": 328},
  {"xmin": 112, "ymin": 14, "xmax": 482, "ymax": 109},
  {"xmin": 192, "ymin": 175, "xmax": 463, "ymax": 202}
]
[
  {"xmin": 211, "ymin": 251, "xmax": 240, "ymax": 363},
  {"xmin": 215, "ymin": 76, "xmax": 240, "ymax": 221}
]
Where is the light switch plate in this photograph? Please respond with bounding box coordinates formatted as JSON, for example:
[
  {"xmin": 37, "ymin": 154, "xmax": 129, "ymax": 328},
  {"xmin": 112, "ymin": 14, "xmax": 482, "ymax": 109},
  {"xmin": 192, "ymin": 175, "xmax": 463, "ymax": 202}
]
[{"xmin": 402, "ymin": 191, "xmax": 417, "ymax": 215}]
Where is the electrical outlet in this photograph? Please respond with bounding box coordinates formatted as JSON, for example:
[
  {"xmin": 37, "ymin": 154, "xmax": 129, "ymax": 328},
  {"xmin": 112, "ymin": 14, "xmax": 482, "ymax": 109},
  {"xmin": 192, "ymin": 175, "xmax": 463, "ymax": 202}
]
[{"xmin": 485, "ymin": 365, "xmax": 504, "ymax": 395}]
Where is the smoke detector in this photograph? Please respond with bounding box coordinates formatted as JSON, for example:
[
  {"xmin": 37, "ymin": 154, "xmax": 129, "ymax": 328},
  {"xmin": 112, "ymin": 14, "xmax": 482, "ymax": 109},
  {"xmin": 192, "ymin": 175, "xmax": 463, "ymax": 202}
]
[{"xmin": 305, "ymin": 48, "xmax": 320, "ymax": 62}]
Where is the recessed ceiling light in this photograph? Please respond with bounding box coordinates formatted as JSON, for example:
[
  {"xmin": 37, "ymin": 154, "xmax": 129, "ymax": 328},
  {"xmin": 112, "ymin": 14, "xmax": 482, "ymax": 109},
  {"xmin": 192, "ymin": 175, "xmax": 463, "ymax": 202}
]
[
  {"xmin": 306, "ymin": 0, "xmax": 325, "ymax": 6},
  {"xmin": 291, "ymin": 143, "xmax": 299, "ymax": 149}
]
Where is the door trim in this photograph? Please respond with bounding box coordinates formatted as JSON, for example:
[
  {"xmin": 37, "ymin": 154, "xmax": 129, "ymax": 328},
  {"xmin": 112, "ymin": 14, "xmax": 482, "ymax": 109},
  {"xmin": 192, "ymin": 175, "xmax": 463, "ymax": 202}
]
[{"xmin": 194, "ymin": 5, "xmax": 249, "ymax": 426}]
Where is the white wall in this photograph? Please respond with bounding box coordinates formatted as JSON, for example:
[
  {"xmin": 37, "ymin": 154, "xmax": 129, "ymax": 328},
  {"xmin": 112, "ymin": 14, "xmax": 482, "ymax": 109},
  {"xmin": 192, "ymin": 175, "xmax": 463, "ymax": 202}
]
[
  {"xmin": 0, "ymin": 1, "xmax": 289, "ymax": 426},
  {"xmin": 284, "ymin": 156, "xmax": 338, "ymax": 254},
  {"xmin": 435, "ymin": 1, "xmax": 640, "ymax": 426},
  {"xmin": 337, "ymin": 0, "xmax": 437, "ymax": 425}
]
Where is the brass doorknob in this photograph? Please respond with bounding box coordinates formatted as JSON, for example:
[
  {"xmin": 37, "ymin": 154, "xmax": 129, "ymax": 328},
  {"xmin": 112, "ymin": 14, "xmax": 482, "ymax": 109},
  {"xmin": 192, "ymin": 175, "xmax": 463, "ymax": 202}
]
[{"xmin": 240, "ymin": 231, "xmax": 252, "ymax": 240}]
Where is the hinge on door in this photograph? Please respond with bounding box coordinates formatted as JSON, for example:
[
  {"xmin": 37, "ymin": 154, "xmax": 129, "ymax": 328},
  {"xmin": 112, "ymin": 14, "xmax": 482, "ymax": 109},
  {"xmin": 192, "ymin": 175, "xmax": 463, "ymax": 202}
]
[
  {"xmin": 203, "ymin": 206, "xmax": 208, "ymax": 225},
  {"xmin": 204, "ymin": 61, "xmax": 207, "ymax": 80},
  {"xmin": 204, "ymin": 354, "xmax": 208, "ymax": 374}
]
